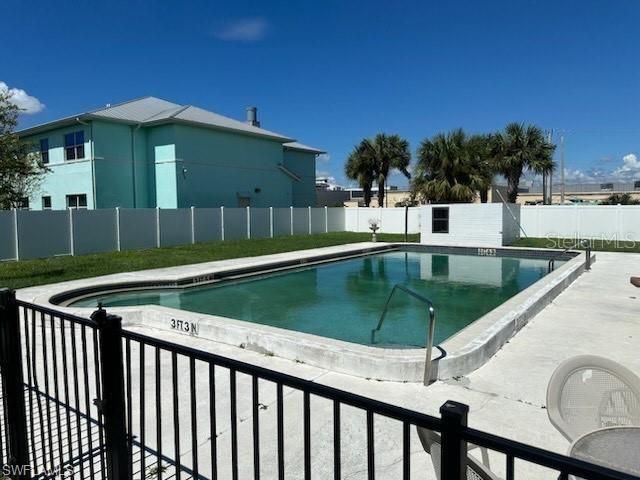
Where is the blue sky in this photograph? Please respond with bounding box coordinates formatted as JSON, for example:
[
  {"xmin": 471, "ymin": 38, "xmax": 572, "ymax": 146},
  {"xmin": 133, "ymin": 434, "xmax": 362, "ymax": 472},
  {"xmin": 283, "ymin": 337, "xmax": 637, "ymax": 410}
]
[{"xmin": 2, "ymin": 0, "xmax": 638, "ymax": 188}]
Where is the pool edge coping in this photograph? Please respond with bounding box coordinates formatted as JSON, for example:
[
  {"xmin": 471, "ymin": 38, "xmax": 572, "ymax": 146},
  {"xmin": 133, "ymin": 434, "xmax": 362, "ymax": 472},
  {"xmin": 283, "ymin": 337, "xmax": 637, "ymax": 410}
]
[{"xmin": 15, "ymin": 242, "xmax": 590, "ymax": 383}]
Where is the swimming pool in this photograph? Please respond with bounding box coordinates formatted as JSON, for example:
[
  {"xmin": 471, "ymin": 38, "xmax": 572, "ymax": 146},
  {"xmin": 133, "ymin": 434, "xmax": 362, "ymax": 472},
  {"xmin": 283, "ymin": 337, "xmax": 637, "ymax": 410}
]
[{"xmin": 69, "ymin": 250, "xmax": 564, "ymax": 348}]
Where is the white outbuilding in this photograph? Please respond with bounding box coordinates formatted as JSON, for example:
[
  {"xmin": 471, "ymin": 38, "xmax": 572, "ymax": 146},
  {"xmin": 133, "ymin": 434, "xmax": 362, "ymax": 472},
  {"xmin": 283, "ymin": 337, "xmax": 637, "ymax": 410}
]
[{"xmin": 420, "ymin": 203, "xmax": 521, "ymax": 247}]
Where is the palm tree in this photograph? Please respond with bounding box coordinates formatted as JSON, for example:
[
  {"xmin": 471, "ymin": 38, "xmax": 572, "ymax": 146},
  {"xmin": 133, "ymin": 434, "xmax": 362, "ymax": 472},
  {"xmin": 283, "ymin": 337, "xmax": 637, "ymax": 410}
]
[
  {"xmin": 345, "ymin": 134, "xmax": 411, "ymax": 207},
  {"xmin": 370, "ymin": 134, "xmax": 411, "ymax": 207},
  {"xmin": 411, "ymin": 129, "xmax": 484, "ymax": 203},
  {"xmin": 345, "ymin": 142, "xmax": 377, "ymax": 206},
  {"xmin": 466, "ymin": 134, "xmax": 494, "ymax": 203},
  {"xmin": 491, "ymin": 123, "xmax": 555, "ymax": 203}
]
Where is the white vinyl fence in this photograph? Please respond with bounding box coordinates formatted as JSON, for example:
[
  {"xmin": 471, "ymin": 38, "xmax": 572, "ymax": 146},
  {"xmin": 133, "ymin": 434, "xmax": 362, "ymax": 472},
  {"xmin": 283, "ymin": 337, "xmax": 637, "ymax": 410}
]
[
  {"xmin": 521, "ymin": 205, "xmax": 640, "ymax": 241},
  {"xmin": 0, "ymin": 206, "xmax": 421, "ymax": 261}
]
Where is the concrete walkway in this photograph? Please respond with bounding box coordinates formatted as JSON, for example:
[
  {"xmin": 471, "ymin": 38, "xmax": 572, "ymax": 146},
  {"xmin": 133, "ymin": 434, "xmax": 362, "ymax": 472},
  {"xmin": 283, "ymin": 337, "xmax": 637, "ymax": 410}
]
[{"xmin": 113, "ymin": 251, "xmax": 640, "ymax": 479}]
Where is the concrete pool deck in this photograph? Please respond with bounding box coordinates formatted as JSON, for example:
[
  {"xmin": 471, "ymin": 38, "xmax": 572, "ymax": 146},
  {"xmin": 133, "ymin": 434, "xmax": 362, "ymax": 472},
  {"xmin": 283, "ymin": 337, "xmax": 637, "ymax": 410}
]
[
  {"xmin": 12, "ymin": 250, "xmax": 639, "ymax": 478},
  {"xmin": 81, "ymin": 251, "xmax": 638, "ymax": 478}
]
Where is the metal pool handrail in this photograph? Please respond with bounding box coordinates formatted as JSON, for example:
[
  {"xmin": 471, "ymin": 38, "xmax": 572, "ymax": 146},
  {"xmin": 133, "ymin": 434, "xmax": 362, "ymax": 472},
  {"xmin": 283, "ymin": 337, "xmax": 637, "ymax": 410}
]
[
  {"xmin": 371, "ymin": 284, "xmax": 436, "ymax": 385},
  {"xmin": 548, "ymin": 239, "xmax": 592, "ymax": 272}
]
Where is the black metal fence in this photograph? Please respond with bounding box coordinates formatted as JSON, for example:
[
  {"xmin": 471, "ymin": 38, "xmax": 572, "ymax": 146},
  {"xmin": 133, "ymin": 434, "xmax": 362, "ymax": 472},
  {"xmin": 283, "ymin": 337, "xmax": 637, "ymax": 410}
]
[{"xmin": 0, "ymin": 289, "xmax": 638, "ymax": 480}]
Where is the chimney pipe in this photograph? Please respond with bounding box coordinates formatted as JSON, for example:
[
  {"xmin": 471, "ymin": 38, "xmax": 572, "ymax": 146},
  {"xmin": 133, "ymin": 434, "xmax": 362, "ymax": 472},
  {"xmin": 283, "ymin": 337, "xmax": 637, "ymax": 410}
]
[{"xmin": 246, "ymin": 106, "xmax": 260, "ymax": 127}]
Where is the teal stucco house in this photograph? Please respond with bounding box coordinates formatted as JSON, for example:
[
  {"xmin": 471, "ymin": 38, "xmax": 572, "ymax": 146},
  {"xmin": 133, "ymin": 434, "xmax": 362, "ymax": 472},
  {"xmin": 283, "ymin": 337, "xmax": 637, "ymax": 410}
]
[{"xmin": 17, "ymin": 97, "xmax": 324, "ymax": 210}]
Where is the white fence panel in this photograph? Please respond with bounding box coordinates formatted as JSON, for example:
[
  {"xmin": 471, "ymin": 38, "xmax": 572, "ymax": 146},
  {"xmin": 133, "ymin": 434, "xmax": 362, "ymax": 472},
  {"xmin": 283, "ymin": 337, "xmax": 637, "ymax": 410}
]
[
  {"xmin": 292, "ymin": 208, "xmax": 309, "ymax": 235},
  {"xmin": 327, "ymin": 208, "xmax": 345, "ymax": 232},
  {"xmin": 620, "ymin": 207, "xmax": 640, "ymax": 241},
  {"xmin": 310, "ymin": 208, "xmax": 326, "ymax": 234},
  {"xmin": 2, "ymin": 206, "xmax": 440, "ymax": 262},
  {"xmin": 519, "ymin": 207, "xmax": 538, "ymax": 237},
  {"xmin": 250, "ymin": 208, "xmax": 271, "ymax": 239},
  {"xmin": 342, "ymin": 207, "xmax": 419, "ymax": 234},
  {"xmin": 17, "ymin": 210, "xmax": 70, "ymax": 259},
  {"xmin": 356, "ymin": 208, "xmax": 381, "ymax": 231},
  {"xmin": 381, "ymin": 207, "xmax": 421, "ymax": 233},
  {"xmin": 0, "ymin": 211, "xmax": 16, "ymax": 260},
  {"xmin": 223, "ymin": 208, "xmax": 247, "ymax": 240},
  {"xmin": 119, "ymin": 209, "xmax": 157, "ymax": 250},
  {"xmin": 273, "ymin": 208, "xmax": 291, "ymax": 236},
  {"xmin": 73, "ymin": 209, "xmax": 118, "ymax": 255},
  {"xmin": 194, "ymin": 208, "xmax": 222, "ymax": 243},
  {"xmin": 521, "ymin": 205, "xmax": 640, "ymax": 241},
  {"xmin": 159, "ymin": 209, "xmax": 192, "ymax": 247}
]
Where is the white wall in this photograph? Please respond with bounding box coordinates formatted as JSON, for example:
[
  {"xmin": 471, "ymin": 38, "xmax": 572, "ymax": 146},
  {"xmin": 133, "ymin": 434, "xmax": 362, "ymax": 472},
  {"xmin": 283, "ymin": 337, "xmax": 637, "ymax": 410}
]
[
  {"xmin": 521, "ymin": 205, "xmax": 640, "ymax": 241},
  {"xmin": 420, "ymin": 204, "xmax": 519, "ymax": 247}
]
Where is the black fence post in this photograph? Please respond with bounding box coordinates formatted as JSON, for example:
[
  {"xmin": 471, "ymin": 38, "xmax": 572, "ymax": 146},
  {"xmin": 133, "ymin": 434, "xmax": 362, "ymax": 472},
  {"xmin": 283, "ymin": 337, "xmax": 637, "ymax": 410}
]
[
  {"xmin": 92, "ymin": 307, "xmax": 131, "ymax": 480},
  {"xmin": 440, "ymin": 400, "xmax": 468, "ymax": 480},
  {"xmin": 0, "ymin": 289, "xmax": 31, "ymax": 479}
]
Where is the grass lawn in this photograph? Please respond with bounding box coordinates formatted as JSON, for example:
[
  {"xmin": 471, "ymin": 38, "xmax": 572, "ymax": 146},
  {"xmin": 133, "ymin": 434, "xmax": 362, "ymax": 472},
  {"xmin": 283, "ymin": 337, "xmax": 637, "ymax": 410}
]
[
  {"xmin": 512, "ymin": 237, "xmax": 640, "ymax": 253},
  {"xmin": 0, "ymin": 232, "xmax": 419, "ymax": 290}
]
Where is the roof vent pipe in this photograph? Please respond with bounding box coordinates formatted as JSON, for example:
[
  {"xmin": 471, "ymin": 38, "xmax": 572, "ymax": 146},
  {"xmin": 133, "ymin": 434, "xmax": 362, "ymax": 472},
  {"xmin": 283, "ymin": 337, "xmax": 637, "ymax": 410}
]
[{"xmin": 246, "ymin": 106, "xmax": 260, "ymax": 127}]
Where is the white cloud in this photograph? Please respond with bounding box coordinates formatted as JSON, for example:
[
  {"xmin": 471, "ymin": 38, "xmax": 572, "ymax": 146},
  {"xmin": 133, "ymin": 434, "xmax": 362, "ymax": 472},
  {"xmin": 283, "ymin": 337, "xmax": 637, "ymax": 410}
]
[
  {"xmin": 213, "ymin": 18, "xmax": 269, "ymax": 42},
  {"xmin": 611, "ymin": 153, "xmax": 640, "ymax": 181},
  {"xmin": 563, "ymin": 168, "xmax": 595, "ymax": 182},
  {"xmin": 537, "ymin": 153, "xmax": 640, "ymax": 185},
  {"xmin": 0, "ymin": 81, "xmax": 45, "ymax": 114},
  {"xmin": 316, "ymin": 153, "xmax": 331, "ymax": 164}
]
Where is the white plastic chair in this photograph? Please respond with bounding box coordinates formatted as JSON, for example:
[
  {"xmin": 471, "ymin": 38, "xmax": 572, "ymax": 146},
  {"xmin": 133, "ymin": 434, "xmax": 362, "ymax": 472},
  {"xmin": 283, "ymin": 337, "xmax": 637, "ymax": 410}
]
[
  {"xmin": 417, "ymin": 427, "xmax": 501, "ymax": 480},
  {"xmin": 546, "ymin": 355, "xmax": 640, "ymax": 441}
]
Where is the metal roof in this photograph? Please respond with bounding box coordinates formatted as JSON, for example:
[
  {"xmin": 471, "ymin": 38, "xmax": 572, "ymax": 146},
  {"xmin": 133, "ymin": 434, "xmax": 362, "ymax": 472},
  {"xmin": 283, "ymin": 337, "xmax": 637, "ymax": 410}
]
[
  {"xmin": 90, "ymin": 97, "xmax": 181, "ymax": 122},
  {"xmin": 17, "ymin": 96, "xmax": 298, "ymax": 142},
  {"xmin": 283, "ymin": 141, "xmax": 326, "ymax": 154}
]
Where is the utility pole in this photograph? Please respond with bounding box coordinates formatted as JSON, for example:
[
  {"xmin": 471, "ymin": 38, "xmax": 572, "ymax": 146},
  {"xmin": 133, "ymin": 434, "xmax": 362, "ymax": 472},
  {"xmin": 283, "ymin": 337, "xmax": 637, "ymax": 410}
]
[
  {"xmin": 547, "ymin": 129, "xmax": 553, "ymax": 204},
  {"xmin": 542, "ymin": 130, "xmax": 549, "ymax": 204},
  {"xmin": 560, "ymin": 134, "xmax": 565, "ymax": 204}
]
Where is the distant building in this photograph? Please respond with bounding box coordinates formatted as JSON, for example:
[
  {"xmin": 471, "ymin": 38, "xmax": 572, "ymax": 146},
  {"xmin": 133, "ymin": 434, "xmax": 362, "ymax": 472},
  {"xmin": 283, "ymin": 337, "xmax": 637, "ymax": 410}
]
[
  {"xmin": 316, "ymin": 183, "xmax": 512, "ymax": 207},
  {"xmin": 516, "ymin": 181, "xmax": 640, "ymax": 204},
  {"xmin": 17, "ymin": 97, "xmax": 325, "ymax": 210}
]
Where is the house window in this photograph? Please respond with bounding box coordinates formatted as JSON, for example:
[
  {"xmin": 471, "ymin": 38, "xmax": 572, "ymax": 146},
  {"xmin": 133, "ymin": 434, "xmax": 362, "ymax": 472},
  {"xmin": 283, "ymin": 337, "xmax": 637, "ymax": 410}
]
[
  {"xmin": 16, "ymin": 197, "xmax": 30, "ymax": 210},
  {"xmin": 42, "ymin": 196, "xmax": 52, "ymax": 210},
  {"xmin": 64, "ymin": 131, "xmax": 85, "ymax": 161},
  {"xmin": 634, "ymin": 181, "xmax": 640, "ymax": 190},
  {"xmin": 432, "ymin": 207, "xmax": 449, "ymax": 233},
  {"xmin": 39, "ymin": 138, "xmax": 49, "ymax": 164},
  {"xmin": 66, "ymin": 194, "xmax": 87, "ymax": 209}
]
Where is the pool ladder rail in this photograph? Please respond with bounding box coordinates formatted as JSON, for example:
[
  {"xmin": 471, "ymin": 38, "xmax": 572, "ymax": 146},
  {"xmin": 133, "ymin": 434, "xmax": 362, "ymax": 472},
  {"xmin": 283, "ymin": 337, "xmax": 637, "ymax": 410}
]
[
  {"xmin": 371, "ymin": 284, "xmax": 436, "ymax": 385},
  {"xmin": 547, "ymin": 239, "xmax": 592, "ymax": 273}
]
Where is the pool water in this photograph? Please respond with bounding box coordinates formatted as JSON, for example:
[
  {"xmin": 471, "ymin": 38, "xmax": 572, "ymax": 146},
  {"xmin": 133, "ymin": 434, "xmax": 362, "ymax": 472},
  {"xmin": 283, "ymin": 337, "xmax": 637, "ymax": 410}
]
[{"xmin": 71, "ymin": 251, "xmax": 561, "ymax": 348}]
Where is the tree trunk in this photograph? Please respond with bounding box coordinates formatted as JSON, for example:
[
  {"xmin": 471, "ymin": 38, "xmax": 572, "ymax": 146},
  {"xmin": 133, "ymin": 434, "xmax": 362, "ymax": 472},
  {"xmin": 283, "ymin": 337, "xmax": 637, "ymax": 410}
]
[
  {"xmin": 480, "ymin": 189, "xmax": 488, "ymax": 203},
  {"xmin": 507, "ymin": 169, "xmax": 522, "ymax": 203},
  {"xmin": 378, "ymin": 178, "xmax": 385, "ymax": 208},
  {"xmin": 364, "ymin": 182, "xmax": 372, "ymax": 207}
]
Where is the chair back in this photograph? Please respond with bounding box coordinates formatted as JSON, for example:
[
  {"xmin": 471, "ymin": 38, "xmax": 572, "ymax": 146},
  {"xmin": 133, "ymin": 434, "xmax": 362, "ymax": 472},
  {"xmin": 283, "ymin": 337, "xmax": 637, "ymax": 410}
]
[
  {"xmin": 417, "ymin": 428, "xmax": 500, "ymax": 480},
  {"xmin": 547, "ymin": 355, "xmax": 640, "ymax": 441}
]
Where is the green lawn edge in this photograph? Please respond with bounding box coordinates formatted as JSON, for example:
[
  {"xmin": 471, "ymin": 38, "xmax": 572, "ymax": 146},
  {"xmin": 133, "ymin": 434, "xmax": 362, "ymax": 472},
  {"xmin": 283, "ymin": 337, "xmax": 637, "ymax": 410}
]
[{"xmin": 0, "ymin": 232, "xmax": 419, "ymax": 290}]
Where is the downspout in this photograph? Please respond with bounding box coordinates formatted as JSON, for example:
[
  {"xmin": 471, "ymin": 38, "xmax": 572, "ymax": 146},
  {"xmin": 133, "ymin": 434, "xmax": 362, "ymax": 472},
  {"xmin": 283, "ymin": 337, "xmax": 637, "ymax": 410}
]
[
  {"xmin": 131, "ymin": 124, "xmax": 141, "ymax": 208},
  {"xmin": 76, "ymin": 117, "xmax": 96, "ymax": 208}
]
